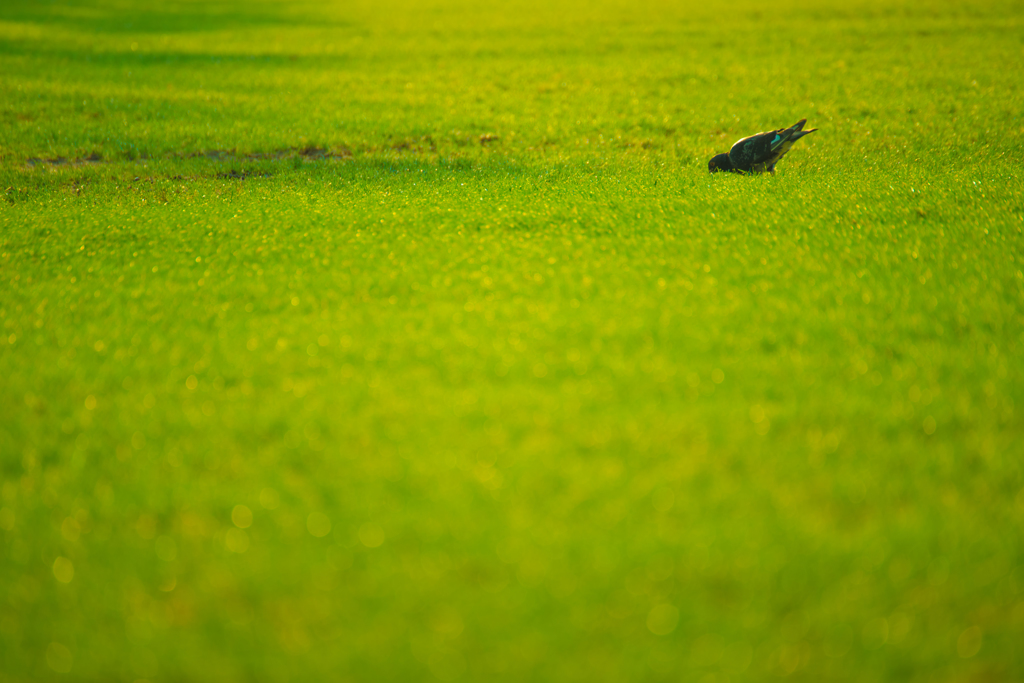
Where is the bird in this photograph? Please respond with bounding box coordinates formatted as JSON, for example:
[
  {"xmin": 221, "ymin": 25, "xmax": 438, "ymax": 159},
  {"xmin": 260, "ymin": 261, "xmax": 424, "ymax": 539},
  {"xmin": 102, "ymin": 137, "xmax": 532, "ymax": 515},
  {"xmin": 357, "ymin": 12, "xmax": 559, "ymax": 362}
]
[{"xmin": 708, "ymin": 119, "xmax": 817, "ymax": 175}]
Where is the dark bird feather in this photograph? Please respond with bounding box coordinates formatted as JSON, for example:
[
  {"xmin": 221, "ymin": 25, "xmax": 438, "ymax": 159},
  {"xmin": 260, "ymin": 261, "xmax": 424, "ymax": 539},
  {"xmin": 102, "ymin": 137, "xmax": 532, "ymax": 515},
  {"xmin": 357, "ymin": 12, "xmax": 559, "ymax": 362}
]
[{"xmin": 708, "ymin": 119, "xmax": 817, "ymax": 175}]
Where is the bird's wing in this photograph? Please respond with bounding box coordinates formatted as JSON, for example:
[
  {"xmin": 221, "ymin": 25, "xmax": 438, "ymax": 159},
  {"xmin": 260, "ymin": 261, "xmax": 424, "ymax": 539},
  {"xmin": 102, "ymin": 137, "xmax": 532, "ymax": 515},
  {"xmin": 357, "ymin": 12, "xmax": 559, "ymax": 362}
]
[
  {"xmin": 729, "ymin": 120, "xmax": 814, "ymax": 169},
  {"xmin": 768, "ymin": 131, "xmax": 789, "ymax": 151},
  {"xmin": 728, "ymin": 129, "xmax": 780, "ymax": 169}
]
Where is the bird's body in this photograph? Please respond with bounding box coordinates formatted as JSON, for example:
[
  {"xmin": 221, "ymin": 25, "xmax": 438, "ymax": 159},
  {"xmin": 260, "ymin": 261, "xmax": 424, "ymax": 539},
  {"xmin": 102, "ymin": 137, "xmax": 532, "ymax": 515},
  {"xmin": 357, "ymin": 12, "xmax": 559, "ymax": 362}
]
[{"xmin": 708, "ymin": 119, "xmax": 817, "ymax": 175}]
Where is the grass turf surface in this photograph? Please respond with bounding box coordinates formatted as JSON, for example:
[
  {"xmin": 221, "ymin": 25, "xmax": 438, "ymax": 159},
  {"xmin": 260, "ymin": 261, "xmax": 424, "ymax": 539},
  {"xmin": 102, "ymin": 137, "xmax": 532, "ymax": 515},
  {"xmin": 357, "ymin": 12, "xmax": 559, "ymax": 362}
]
[{"xmin": 2, "ymin": 0, "xmax": 1024, "ymax": 681}]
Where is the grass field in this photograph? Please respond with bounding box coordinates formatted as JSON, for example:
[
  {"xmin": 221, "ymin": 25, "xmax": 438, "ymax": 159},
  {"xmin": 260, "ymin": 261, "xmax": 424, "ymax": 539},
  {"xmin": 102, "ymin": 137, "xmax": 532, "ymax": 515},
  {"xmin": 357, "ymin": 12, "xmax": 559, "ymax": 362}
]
[{"xmin": 2, "ymin": 0, "xmax": 1024, "ymax": 681}]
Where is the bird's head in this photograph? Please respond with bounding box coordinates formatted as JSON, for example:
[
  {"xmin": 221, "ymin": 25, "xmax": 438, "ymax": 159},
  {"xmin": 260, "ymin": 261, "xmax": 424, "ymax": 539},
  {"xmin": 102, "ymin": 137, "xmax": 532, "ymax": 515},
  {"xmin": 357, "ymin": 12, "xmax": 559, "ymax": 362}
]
[{"xmin": 708, "ymin": 153, "xmax": 732, "ymax": 173}]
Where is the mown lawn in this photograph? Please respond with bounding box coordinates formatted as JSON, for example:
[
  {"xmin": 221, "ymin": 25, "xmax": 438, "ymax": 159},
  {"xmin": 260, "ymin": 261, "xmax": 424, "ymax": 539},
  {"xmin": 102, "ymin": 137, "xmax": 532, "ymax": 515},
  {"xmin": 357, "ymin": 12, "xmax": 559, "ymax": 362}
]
[{"xmin": 1, "ymin": 0, "xmax": 1023, "ymax": 681}]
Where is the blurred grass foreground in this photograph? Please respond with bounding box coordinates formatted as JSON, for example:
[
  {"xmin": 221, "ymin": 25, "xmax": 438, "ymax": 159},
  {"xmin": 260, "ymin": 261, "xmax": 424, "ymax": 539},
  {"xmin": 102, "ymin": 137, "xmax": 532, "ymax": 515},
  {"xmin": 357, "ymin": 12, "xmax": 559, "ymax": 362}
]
[{"xmin": 1, "ymin": 0, "xmax": 1023, "ymax": 681}]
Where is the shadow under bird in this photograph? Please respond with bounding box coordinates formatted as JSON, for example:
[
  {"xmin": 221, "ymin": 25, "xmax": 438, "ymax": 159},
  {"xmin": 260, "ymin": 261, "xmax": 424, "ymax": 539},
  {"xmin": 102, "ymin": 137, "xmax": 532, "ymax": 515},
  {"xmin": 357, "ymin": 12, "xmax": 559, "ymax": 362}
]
[{"xmin": 708, "ymin": 119, "xmax": 817, "ymax": 175}]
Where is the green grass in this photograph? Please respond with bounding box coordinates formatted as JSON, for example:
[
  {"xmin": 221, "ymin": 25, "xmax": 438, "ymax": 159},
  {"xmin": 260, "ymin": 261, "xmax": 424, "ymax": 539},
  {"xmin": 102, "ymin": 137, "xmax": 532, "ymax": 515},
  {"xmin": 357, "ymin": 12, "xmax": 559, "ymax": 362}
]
[{"xmin": 2, "ymin": 0, "xmax": 1024, "ymax": 681}]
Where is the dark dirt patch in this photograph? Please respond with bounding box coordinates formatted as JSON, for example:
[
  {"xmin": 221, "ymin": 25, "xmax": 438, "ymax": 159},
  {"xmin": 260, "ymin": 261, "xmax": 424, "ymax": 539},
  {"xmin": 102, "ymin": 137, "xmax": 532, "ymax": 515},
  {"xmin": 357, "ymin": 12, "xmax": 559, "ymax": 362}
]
[
  {"xmin": 26, "ymin": 153, "xmax": 103, "ymax": 168},
  {"xmin": 216, "ymin": 169, "xmax": 274, "ymax": 180}
]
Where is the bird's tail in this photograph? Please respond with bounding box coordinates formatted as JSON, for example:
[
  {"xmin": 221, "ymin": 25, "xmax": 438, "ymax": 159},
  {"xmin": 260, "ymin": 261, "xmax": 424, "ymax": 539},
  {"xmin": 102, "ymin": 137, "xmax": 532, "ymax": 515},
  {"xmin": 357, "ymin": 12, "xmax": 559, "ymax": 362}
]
[{"xmin": 788, "ymin": 119, "xmax": 818, "ymax": 140}]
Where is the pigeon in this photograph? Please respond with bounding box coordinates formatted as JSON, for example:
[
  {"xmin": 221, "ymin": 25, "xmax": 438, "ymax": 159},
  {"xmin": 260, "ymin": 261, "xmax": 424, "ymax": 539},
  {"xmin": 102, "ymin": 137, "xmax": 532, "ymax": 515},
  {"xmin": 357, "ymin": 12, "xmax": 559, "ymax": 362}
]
[{"xmin": 708, "ymin": 119, "xmax": 817, "ymax": 175}]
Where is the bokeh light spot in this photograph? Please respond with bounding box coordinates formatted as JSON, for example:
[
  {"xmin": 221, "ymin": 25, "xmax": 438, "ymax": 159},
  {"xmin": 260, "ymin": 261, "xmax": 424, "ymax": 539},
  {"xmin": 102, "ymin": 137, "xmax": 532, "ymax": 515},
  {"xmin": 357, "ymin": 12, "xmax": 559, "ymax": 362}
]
[
  {"xmin": 225, "ymin": 528, "xmax": 249, "ymax": 553},
  {"xmin": 155, "ymin": 535, "xmax": 177, "ymax": 562},
  {"xmin": 722, "ymin": 641, "xmax": 754, "ymax": 674},
  {"xmin": 690, "ymin": 633, "xmax": 724, "ymax": 667},
  {"xmin": 359, "ymin": 522, "xmax": 385, "ymax": 547},
  {"xmin": 61, "ymin": 517, "xmax": 81, "ymax": 542},
  {"xmin": 307, "ymin": 512, "xmax": 332, "ymax": 538},
  {"xmin": 647, "ymin": 604, "xmax": 679, "ymax": 635},
  {"xmin": 922, "ymin": 415, "xmax": 936, "ymax": 435},
  {"xmin": 430, "ymin": 605, "xmax": 465, "ymax": 637},
  {"xmin": 862, "ymin": 617, "xmax": 889, "ymax": 649},
  {"xmin": 889, "ymin": 612, "xmax": 912, "ymax": 643},
  {"xmin": 427, "ymin": 646, "xmax": 466, "ymax": 681},
  {"xmin": 52, "ymin": 556, "xmax": 74, "ymax": 583},
  {"xmin": 957, "ymin": 626, "xmax": 982, "ymax": 658},
  {"xmin": 232, "ymin": 505, "xmax": 253, "ymax": 529},
  {"xmin": 46, "ymin": 642, "xmax": 73, "ymax": 673}
]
